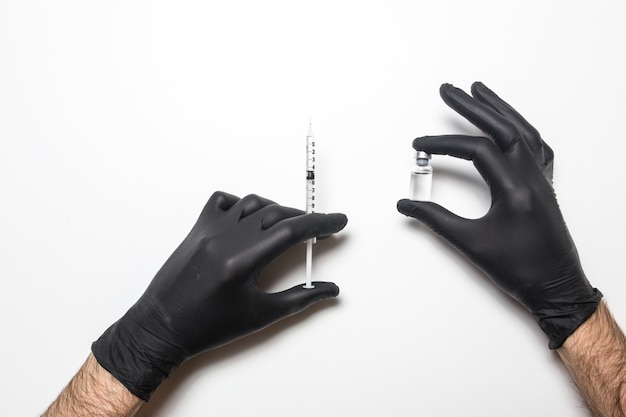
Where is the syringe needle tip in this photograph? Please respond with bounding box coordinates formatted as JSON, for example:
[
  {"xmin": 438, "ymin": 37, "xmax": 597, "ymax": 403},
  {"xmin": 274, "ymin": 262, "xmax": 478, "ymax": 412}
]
[{"xmin": 307, "ymin": 119, "xmax": 314, "ymax": 137}]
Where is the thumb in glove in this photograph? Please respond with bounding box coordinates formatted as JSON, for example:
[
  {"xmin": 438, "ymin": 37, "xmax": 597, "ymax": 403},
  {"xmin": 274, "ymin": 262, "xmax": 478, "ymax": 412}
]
[
  {"xmin": 93, "ymin": 192, "xmax": 348, "ymax": 400},
  {"xmin": 398, "ymin": 82, "xmax": 601, "ymax": 349}
]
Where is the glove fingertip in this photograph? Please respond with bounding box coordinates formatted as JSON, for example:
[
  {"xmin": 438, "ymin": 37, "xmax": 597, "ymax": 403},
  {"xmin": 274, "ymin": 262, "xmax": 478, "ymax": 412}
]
[
  {"xmin": 439, "ymin": 83, "xmax": 455, "ymax": 103},
  {"xmin": 208, "ymin": 191, "xmax": 240, "ymax": 212},
  {"xmin": 270, "ymin": 282, "xmax": 339, "ymax": 318},
  {"xmin": 397, "ymin": 199, "xmax": 463, "ymax": 237},
  {"xmin": 328, "ymin": 213, "xmax": 348, "ymax": 233},
  {"xmin": 302, "ymin": 281, "xmax": 340, "ymax": 300},
  {"xmin": 470, "ymin": 80, "xmax": 489, "ymax": 96},
  {"xmin": 439, "ymin": 82, "xmax": 455, "ymax": 95},
  {"xmin": 396, "ymin": 198, "xmax": 423, "ymax": 218}
]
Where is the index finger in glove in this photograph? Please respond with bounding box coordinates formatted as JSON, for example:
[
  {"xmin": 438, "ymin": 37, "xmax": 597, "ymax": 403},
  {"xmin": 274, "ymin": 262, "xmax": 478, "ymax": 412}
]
[
  {"xmin": 413, "ymin": 135, "xmax": 513, "ymax": 191},
  {"xmin": 258, "ymin": 212, "xmax": 348, "ymax": 264},
  {"xmin": 258, "ymin": 205, "xmax": 304, "ymax": 230}
]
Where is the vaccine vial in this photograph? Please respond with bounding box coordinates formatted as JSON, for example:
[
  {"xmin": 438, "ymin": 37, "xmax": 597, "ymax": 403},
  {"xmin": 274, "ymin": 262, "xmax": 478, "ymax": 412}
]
[{"xmin": 409, "ymin": 151, "xmax": 433, "ymax": 201}]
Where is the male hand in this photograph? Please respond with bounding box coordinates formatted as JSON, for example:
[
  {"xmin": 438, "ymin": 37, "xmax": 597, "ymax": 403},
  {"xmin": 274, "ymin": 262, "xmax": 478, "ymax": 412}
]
[
  {"xmin": 92, "ymin": 192, "xmax": 348, "ymax": 401},
  {"xmin": 397, "ymin": 82, "xmax": 601, "ymax": 349}
]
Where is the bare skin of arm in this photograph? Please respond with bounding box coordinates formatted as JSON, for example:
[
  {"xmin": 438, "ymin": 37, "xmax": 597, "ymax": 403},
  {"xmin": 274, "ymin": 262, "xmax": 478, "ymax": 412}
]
[
  {"xmin": 42, "ymin": 353, "xmax": 143, "ymax": 417},
  {"xmin": 557, "ymin": 301, "xmax": 626, "ymax": 417}
]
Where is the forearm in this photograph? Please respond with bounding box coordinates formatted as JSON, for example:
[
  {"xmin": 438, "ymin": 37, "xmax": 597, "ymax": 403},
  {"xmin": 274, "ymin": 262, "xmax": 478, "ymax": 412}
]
[
  {"xmin": 42, "ymin": 353, "xmax": 143, "ymax": 417},
  {"xmin": 557, "ymin": 301, "xmax": 626, "ymax": 417}
]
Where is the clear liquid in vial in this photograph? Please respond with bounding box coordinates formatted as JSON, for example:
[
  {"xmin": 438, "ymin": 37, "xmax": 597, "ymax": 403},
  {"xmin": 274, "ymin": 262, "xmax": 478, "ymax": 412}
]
[{"xmin": 409, "ymin": 152, "xmax": 432, "ymax": 201}]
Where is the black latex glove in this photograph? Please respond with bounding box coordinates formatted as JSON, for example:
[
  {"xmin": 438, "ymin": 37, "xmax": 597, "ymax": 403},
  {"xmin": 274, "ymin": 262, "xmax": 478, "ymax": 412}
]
[
  {"xmin": 92, "ymin": 192, "xmax": 348, "ymax": 401},
  {"xmin": 397, "ymin": 82, "xmax": 602, "ymax": 349}
]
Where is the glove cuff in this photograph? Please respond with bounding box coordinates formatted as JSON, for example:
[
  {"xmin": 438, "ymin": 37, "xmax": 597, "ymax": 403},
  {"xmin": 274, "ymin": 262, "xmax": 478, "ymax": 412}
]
[
  {"xmin": 536, "ymin": 287, "xmax": 603, "ymax": 349},
  {"xmin": 91, "ymin": 316, "xmax": 186, "ymax": 401}
]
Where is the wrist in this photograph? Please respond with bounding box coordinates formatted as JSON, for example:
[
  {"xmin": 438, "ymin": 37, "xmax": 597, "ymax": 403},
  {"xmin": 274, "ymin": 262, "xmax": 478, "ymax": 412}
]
[
  {"xmin": 558, "ymin": 300, "xmax": 624, "ymax": 353},
  {"xmin": 85, "ymin": 353, "xmax": 144, "ymax": 407},
  {"xmin": 42, "ymin": 354, "xmax": 143, "ymax": 417},
  {"xmin": 556, "ymin": 301, "xmax": 626, "ymax": 416},
  {"xmin": 533, "ymin": 286, "xmax": 603, "ymax": 350},
  {"xmin": 92, "ymin": 314, "xmax": 186, "ymax": 401}
]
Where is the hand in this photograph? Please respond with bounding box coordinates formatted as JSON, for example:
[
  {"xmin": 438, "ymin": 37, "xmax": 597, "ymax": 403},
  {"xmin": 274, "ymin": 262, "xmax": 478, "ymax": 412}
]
[
  {"xmin": 92, "ymin": 192, "xmax": 348, "ymax": 401},
  {"xmin": 397, "ymin": 82, "xmax": 601, "ymax": 349}
]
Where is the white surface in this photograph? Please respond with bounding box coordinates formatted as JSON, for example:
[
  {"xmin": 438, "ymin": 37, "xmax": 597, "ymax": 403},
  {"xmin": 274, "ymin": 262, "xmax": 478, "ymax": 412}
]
[{"xmin": 1, "ymin": 1, "xmax": 625, "ymax": 416}]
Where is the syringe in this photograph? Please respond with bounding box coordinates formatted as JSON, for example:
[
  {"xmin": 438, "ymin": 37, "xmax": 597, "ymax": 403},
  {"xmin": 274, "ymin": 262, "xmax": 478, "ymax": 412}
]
[{"xmin": 304, "ymin": 121, "xmax": 316, "ymax": 289}]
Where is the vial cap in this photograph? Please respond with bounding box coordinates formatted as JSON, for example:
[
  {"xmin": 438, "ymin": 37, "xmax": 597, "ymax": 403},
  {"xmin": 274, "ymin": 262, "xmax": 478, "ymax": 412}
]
[{"xmin": 414, "ymin": 150, "xmax": 431, "ymax": 160}]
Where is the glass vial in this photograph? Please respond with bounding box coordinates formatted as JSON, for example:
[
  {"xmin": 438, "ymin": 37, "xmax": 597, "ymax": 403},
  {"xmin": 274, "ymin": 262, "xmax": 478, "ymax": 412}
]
[{"xmin": 409, "ymin": 151, "xmax": 432, "ymax": 201}]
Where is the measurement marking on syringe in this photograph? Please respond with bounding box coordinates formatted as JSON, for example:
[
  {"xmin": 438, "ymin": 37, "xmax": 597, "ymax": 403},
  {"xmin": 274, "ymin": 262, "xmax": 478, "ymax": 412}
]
[{"xmin": 304, "ymin": 121, "xmax": 316, "ymax": 289}]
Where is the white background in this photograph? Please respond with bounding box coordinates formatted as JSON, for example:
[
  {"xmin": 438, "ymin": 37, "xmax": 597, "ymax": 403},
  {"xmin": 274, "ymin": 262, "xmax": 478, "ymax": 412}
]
[{"xmin": 2, "ymin": 1, "xmax": 625, "ymax": 416}]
